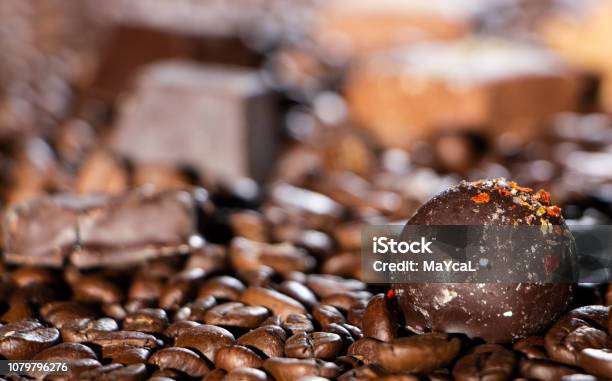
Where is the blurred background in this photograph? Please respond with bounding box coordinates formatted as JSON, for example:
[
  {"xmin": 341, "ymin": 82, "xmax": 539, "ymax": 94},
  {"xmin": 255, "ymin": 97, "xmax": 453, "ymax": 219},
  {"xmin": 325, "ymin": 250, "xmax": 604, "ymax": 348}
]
[{"xmin": 2, "ymin": 0, "xmax": 612, "ymax": 234}]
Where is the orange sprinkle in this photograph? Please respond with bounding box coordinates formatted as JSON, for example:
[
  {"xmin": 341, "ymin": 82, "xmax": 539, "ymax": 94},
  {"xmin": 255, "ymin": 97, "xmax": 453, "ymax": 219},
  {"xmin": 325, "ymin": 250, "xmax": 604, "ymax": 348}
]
[
  {"xmin": 471, "ymin": 193, "xmax": 490, "ymax": 203},
  {"xmin": 534, "ymin": 189, "xmax": 551, "ymax": 205},
  {"xmin": 508, "ymin": 181, "xmax": 533, "ymax": 193},
  {"xmin": 546, "ymin": 206, "xmax": 561, "ymax": 217}
]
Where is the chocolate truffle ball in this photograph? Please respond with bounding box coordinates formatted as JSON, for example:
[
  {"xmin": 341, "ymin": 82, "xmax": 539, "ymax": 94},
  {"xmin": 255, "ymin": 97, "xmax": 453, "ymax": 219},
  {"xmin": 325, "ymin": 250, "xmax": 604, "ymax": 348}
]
[{"xmin": 394, "ymin": 178, "xmax": 576, "ymax": 343}]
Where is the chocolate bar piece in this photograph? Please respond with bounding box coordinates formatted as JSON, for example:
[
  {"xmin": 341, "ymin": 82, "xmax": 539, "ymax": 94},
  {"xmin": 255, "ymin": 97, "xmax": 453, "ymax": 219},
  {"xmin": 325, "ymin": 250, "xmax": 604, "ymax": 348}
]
[
  {"xmin": 111, "ymin": 60, "xmax": 279, "ymax": 182},
  {"xmin": 3, "ymin": 188, "xmax": 198, "ymax": 269},
  {"xmin": 345, "ymin": 37, "xmax": 583, "ymax": 148}
]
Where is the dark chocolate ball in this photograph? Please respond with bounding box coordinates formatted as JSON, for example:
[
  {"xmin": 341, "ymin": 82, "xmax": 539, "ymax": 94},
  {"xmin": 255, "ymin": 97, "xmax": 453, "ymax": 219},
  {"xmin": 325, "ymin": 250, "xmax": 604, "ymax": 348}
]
[{"xmin": 394, "ymin": 178, "xmax": 576, "ymax": 343}]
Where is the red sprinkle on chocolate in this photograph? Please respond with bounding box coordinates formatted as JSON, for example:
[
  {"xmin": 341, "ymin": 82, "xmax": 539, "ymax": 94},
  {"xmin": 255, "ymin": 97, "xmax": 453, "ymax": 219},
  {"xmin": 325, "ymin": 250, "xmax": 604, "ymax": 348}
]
[
  {"xmin": 497, "ymin": 188, "xmax": 511, "ymax": 197},
  {"xmin": 546, "ymin": 206, "xmax": 561, "ymax": 217},
  {"xmin": 386, "ymin": 289, "xmax": 395, "ymax": 299},
  {"xmin": 470, "ymin": 193, "xmax": 490, "ymax": 203},
  {"xmin": 534, "ymin": 189, "xmax": 551, "ymax": 205}
]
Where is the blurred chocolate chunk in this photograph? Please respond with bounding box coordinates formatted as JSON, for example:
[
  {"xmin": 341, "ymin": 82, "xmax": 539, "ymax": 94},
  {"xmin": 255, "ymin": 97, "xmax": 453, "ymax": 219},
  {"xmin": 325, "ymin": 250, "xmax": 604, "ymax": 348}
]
[
  {"xmin": 4, "ymin": 188, "xmax": 199, "ymax": 268},
  {"xmin": 111, "ymin": 60, "xmax": 280, "ymax": 182}
]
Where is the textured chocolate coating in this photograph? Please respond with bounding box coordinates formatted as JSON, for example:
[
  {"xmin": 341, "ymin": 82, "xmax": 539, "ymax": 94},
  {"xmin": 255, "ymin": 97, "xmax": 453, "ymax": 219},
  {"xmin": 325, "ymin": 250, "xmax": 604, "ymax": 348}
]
[{"xmin": 394, "ymin": 178, "xmax": 575, "ymax": 343}]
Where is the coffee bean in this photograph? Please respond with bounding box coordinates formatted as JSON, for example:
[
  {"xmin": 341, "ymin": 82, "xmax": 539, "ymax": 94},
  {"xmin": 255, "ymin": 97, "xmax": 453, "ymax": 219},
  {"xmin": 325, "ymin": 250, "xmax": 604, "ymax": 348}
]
[
  {"xmin": 263, "ymin": 358, "xmax": 340, "ymax": 381},
  {"xmin": 149, "ymin": 347, "xmax": 210, "ymax": 378},
  {"xmin": 33, "ymin": 342, "xmax": 97, "ymax": 361},
  {"xmin": 12, "ymin": 267, "xmax": 57, "ymax": 286},
  {"xmin": 347, "ymin": 299, "xmax": 367, "ymax": 328},
  {"xmin": 229, "ymin": 210, "xmax": 268, "ymax": 242},
  {"xmin": 230, "ymin": 237, "xmax": 315, "ymax": 273},
  {"xmin": 283, "ymin": 314, "xmax": 314, "ymax": 334},
  {"xmin": 306, "ymin": 275, "xmax": 365, "ymax": 299},
  {"xmin": 240, "ymin": 287, "xmax": 307, "ymax": 319},
  {"xmin": 174, "ymin": 296, "xmax": 216, "ymax": 322},
  {"xmin": 102, "ymin": 345, "xmax": 150, "ymax": 365},
  {"xmin": 61, "ymin": 317, "xmax": 119, "ymax": 343},
  {"xmin": 9, "ymin": 283, "xmax": 59, "ymax": 306},
  {"xmin": 514, "ymin": 336, "xmax": 549, "ymax": 360},
  {"xmin": 123, "ymin": 308, "xmax": 169, "ymax": 334},
  {"xmin": 519, "ymin": 358, "xmax": 578, "ymax": 380},
  {"xmin": 348, "ymin": 333, "xmax": 461, "ymax": 373},
  {"xmin": 237, "ymin": 325, "xmax": 286, "ymax": 358},
  {"xmin": 128, "ymin": 275, "xmax": 164, "ymax": 301},
  {"xmin": 320, "ymin": 291, "xmax": 373, "ymax": 312},
  {"xmin": 204, "ymin": 302, "xmax": 270, "ymax": 328},
  {"xmin": 561, "ymin": 375, "xmax": 599, "ymax": 381},
  {"xmin": 545, "ymin": 317, "xmax": 609, "ymax": 366},
  {"xmin": 72, "ymin": 275, "xmax": 123, "ymax": 304},
  {"xmin": 214, "ymin": 345, "xmax": 264, "ymax": 371},
  {"xmin": 0, "ymin": 320, "xmax": 60, "ymax": 359},
  {"xmin": 226, "ymin": 367, "xmax": 269, "ymax": 381},
  {"xmin": 202, "ymin": 368, "xmax": 228, "ymax": 381},
  {"xmin": 278, "ymin": 280, "xmax": 318, "ymax": 308},
  {"xmin": 81, "ymin": 363, "xmax": 148, "ymax": 381},
  {"xmin": 1, "ymin": 303, "xmax": 34, "ymax": 322},
  {"xmin": 362, "ymin": 294, "xmax": 398, "ymax": 342},
  {"xmin": 102, "ymin": 302, "xmax": 127, "ymax": 320},
  {"xmin": 164, "ymin": 320, "xmax": 201, "ymax": 339},
  {"xmin": 198, "ymin": 276, "xmax": 245, "ymax": 301},
  {"xmin": 174, "ymin": 324, "xmax": 235, "ymax": 363},
  {"xmin": 44, "ymin": 358, "xmax": 102, "ymax": 380},
  {"xmin": 313, "ymin": 304, "xmax": 345, "ymax": 326},
  {"xmin": 149, "ymin": 369, "xmax": 185, "ymax": 380},
  {"xmin": 338, "ymin": 364, "xmax": 419, "ymax": 381},
  {"xmin": 89, "ymin": 331, "xmax": 162, "ymax": 349},
  {"xmin": 285, "ymin": 332, "xmax": 343, "ymax": 360},
  {"xmin": 322, "ymin": 323, "xmax": 355, "ymax": 349},
  {"xmin": 452, "ymin": 344, "xmax": 517, "ymax": 381},
  {"xmin": 238, "ymin": 267, "xmax": 275, "ymax": 287},
  {"xmin": 40, "ymin": 301, "xmax": 97, "ymax": 328},
  {"xmin": 578, "ymin": 348, "xmax": 612, "ymax": 378},
  {"xmin": 159, "ymin": 268, "xmax": 206, "ymax": 310},
  {"xmin": 186, "ymin": 244, "xmax": 227, "ymax": 273},
  {"xmin": 260, "ymin": 315, "xmax": 283, "ymax": 327}
]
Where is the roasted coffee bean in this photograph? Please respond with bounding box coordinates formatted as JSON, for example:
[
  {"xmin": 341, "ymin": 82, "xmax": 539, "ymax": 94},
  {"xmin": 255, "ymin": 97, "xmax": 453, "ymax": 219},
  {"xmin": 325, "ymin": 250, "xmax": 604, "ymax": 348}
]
[
  {"xmin": 263, "ymin": 358, "xmax": 340, "ymax": 381},
  {"xmin": 348, "ymin": 333, "xmax": 461, "ymax": 373},
  {"xmin": 164, "ymin": 320, "xmax": 201, "ymax": 339},
  {"xmin": 453, "ymin": 344, "xmax": 517, "ymax": 381},
  {"xmin": 229, "ymin": 210, "xmax": 268, "ymax": 242},
  {"xmin": 174, "ymin": 324, "xmax": 235, "ymax": 363},
  {"xmin": 578, "ymin": 348, "xmax": 612, "ymax": 378},
  {"xmin": 72, "ymin": 275, "xmax": 123, "ymax": 304},
  {"xmin": 61, "ymin": 317, "xmax": 119, "ymax": 343},
  {"xmin": 174, "ymin": 296, "xmax": 216, "ymax": 322},
  {"xmin": 214, "ymin": 345, "xmax": 264, "ymax": 371},
  {"xmin": 278, "ymin": 280, "xmax": 318, "ymax": 308},
  {"xmin": 125, "ymin": 299, "xmax": 155, "ymax": 314},
  {"xmin": 148, "ymin": 347, "xmax": 210, "ymax": 378},
  {"xmin": 33, "ymin": 342, "xmax": 97, "ymax": 361},
  {"xmin": 89, "ymin": 331, "xmax": 162, "ymax": 349},
  {"xmin": 237, "ymin": 325, "xmax": 286, "ymax": 358},
  {"xmin": 321, "ymin": 252, "xmax": 360, "ymax": 279},
  {"xmin": 159, "ymin": 268, "xmax": 207, "ymax": 310},
  {"xmin": 186, "ymin": 244, "xmax": 227, "ymax": 273},
  {"xmin": 238, "ymin": 267, "xmax": 275, "ymax": 287},
  {"xmin": 347, "ymin": 299, "xmax": 368, "ymax": 328},
  {"xmin": 519, "ymin": 358, "xmax": 579, "ymax": 380},
  {"xmin": 40, "ymin": 301, "xmax": 97, "ymax": 328},
  {"xmin": 230, "ymin": 237, "xmax": 315, "ymax": 273},
  {"xmin": 80, "ymin": 363, "xmax": 147, "ymax": 381},
  {"xmin": 1, "ymin": 303, "xmax": 34, "ymax": 322},
  {"xmin": 10, "ymin": 283, "xmax": 59, "ymax": 306},
  {"xmin": 240, "ymin": 287, "xmax": 307, "ymax": 319},
  {"xmin": 12, "ymin": 267, "xmax": 56, "ymax": 286},
  {"xmin": 226, "ymin": 367, "xmax": 269, "ymax": 381},
  {"xmin": 306, "ymin": 275, "xmax": 365, "ymax": 299},
  {"xmin": 123, "ymin": 308, "xmax": 169, "ymax": 334},
  {"xmin": 283, "ymin": 314, "xmax": 315, "ymax": 334},
  {"xmin": 362, "ymin": 294, "xmax": 398, "ymax": 342},
  {"xmin": 322, "ymin": 323, "xmax": 355, "ymax": 348},
  {"xmin": 128, "ymin": 275, "xmax": 164, "ymax": 301},
  {"xmin": 514, "ymin": 336, "xmax": 549, "ymax": 360},
  {"xmin": 198, "ymin": 276, "xmax": 245, "ymax": 301},
  {"xmin": 545, "ymin": 317, "xmax": 609, "ymax": 366},
  {"xmin": 102, "ymin": 302, "xmax": 127, "ymax": 321},
  {"xmin": 285, "ymin": 332, "xmax": 343, "ymax": 360},
  {"xmin": 0, "ymin": 320, "xmax": 60, "ymax": 359},
  {"xmin": 202, "ymin": 368, "xmax": 228, "ymax": 381},
  {"xmin": 149, "ymin": 369, "xmax": 185, "ymax": 380},
  {"xmin": 44, "ymin": 358, "xmax": 102, "ymax": 380},
  {"xmin": 561, "ymin": 375, "xmax": 599, "ymax": 381},
  {"xmin": 204, "ymin": 302, "xmax": 270, "ymax": 328},
  {"xmin": 321, "ymin": 291, "xmax": 372, "ymax": 311},
  {"xmin": 313, "ymin": 304, "xmax": 345, "ymax": 326},
  {"xmin": 101, "ymin": 344, "xmax": 150, "ymax": 365},
  {"xmin": 338, "ymin": 364, "xmax": 420, "ymax": 381}
]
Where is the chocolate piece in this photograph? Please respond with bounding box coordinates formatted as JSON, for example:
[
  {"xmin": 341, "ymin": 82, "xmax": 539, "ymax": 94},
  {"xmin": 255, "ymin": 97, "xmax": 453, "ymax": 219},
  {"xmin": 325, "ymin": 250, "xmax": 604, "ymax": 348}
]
[
  {"xmin": 395, "ymin": 179, "xmax": 576, "ymax": 343},
  {"xmin": 111, "ymin": 60, "xmax": 279, "ymax": 182},
  {"xmin": 345, "ymin": 38, "xmax": 582, "ymax": 148},
  {"xmin": 4, "ymin": 188, "xmax": 199, "ymax": 269}
]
